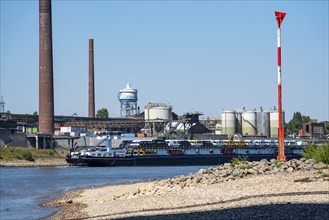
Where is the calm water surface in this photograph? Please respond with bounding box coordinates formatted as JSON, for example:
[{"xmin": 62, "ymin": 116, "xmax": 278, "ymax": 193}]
[{"xmin": 0, "ymin": 165, "xmax": 211, "ymax": 220}]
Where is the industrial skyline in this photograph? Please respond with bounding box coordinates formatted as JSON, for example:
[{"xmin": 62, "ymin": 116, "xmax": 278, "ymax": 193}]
[{"xmin": 1, "ymin": 1, "xmax": 328, "ymax": 121}]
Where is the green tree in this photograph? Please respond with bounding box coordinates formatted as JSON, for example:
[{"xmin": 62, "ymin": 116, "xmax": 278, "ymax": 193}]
[
  {"xmin": 96, "ymin": 108, "xmax": 109, "ymax": 118},
  {"xmin": 285, "ymin": 112, "xmax": 314, "ymax": 135}
]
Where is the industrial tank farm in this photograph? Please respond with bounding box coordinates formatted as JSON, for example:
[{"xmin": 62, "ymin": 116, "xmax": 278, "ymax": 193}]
[{"xmin": 220, "ymin": 109, "xmax": 284, "ymax": 138}]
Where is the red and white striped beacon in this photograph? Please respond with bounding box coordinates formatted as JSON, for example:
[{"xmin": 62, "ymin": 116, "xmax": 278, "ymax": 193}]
[{"xmin": 275, "ymin": 11, "xmax": 286, "ymax": 161}]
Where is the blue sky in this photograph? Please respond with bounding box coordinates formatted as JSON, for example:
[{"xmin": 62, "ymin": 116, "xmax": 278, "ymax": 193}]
[{"xmin": 1, "ymin": 0, "xmax": 328, "ymax": 122}]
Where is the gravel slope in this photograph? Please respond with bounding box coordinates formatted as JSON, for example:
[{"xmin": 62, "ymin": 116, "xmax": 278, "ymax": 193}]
[{"xmin": 49, "ymin": 160, "xmax": 329, "ymax": 220}]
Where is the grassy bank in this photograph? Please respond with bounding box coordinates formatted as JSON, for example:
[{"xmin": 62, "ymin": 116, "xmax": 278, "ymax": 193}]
[{"xmin": 0, "ymin": 147, "xmax": 70, "ymax": 161}]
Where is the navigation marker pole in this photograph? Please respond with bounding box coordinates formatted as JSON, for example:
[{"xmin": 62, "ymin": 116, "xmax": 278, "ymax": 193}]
[{"xmin": 275, "ymin": 11, "xmax": 286, "ymax": 161}]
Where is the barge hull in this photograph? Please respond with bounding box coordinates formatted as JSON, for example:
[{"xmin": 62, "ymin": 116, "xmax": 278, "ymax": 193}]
[{"xmin": 66, "ymin": 154, "xmax": 302, "ymax": 167}]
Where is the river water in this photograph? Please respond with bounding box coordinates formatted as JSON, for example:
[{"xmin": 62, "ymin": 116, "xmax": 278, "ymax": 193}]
[{"xmin": 0, "ymin": 165, "xmax": 211, "ymax": 220}]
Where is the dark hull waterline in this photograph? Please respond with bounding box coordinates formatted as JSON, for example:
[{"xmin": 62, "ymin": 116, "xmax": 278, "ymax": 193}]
[{"xmin": 66, "ymin": 154, "xmax": 302, "ymax": 167}]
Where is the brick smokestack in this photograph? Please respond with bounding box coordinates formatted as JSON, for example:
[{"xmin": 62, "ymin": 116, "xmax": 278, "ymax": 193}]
[
  {"xmin": 39, "ymin": 0, "xmax": 54, "ymax": 134},
  {"xmin": 88, "ymin": 39, "xmax": 95, "ymax": 118}
]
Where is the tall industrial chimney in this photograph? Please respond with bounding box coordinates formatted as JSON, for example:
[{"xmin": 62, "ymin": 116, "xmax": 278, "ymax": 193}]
[
  {"xmin": 88, "ymin": 39, "xmax": 95, "ymax": 118},
  {"xmin": 39, "ymin": 0, "xmax": 54, "ymax": 134}
]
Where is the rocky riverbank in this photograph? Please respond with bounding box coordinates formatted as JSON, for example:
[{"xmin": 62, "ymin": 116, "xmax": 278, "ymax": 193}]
[
  {"xmin": 0, "ymin": 158, "xmax": 68, "ymax": 167},
  {"xmin": 48, "ymin": 158, "xmax": 329, "ymax": 220}
]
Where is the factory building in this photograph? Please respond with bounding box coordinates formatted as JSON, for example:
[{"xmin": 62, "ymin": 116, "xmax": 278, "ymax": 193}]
[
  {"xmin": 165, "ymin": 112, "xmax": 211, "ymax": 139},
  {"xmin": 300, "ymin": 122, "xmax": 325, "ymax": 138},
  {"xmin": 220, "ymin": 108, "xmax": 285, "ymax": 138}
]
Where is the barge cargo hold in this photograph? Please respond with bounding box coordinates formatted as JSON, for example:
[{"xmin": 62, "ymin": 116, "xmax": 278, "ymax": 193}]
[{"xmin": 66, "ymin": 139, "xmax": 303, "ymax": 167}]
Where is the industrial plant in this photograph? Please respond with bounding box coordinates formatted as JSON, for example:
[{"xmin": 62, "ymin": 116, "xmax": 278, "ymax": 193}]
[{"xmin": 0, "ymin": 1, "xmax": 327, "ymax": 150}]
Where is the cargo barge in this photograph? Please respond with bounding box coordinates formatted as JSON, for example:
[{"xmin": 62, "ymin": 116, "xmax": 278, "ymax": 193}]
[
  {"xmin": 66, "ymin": 139, "xmax": 304, "ymax": 167},
  {"xmin": 66, "ymin": 154, "xmax": 302, "ymax": 167}
]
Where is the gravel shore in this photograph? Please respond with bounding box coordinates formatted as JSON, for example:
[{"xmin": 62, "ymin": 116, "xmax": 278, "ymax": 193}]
[
  {"xmin": 0, "ymin": 158, "xmax": 68, "ymax": 167},
  {"xmin": 48, "ymin": 159, "xmax": 329, "ymax": 220}
]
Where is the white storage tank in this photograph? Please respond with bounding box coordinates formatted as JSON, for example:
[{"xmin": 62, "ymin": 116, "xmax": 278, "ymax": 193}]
[
  {"xmin": 144, "ymin": 103, "xmax": 172, "ymax": 121},
  {"xmin": 221, "ymin": 111, "xmax": 236, "ymax": 136},
  {"xmin": 257, "ymin": 111, "xmax": 270, "ymax": 137},
  {"xmin": 242, "ymin": 111, "xmax": 257, "ymax": 136},
  {"xmin": 270, "ymin": 111, "xmax": 285, "ymax": 138},
  {"xmin": 270, "ymin": 112, "xmax": 279, "ymax": 138},
  {"xmin": 235, "ymin": 111, "xmax": 242, "ymax": 134}
]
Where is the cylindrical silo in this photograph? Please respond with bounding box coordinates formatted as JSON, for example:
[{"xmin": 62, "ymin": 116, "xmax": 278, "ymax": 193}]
[
  {"xmin": 221, "ymin": 111, "xmax": 236, "ymax": 136},
  {"xmin": 235, "ymin": 111, "xmax": 242, "ymax": 134},
  {"xmin": 144, "ymin": 103, "xmax": 172, "ymax": 121},
  {"xmin": 257, "ymin": 111, "xmax": 270, "ymax": 137},
  {"xmin": 270, "ymin": 112, "xmax": 279, "ymax": 138},
  {"xmin": 242, "ymin": 111, "xmax": 257, "ymax": 136},
  {"xmin": 270, "ymin": 111, "xmax": 285, "ymax": 138}
]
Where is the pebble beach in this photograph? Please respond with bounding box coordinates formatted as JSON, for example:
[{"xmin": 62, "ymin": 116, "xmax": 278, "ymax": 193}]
[{"xmin": 48, "ymin": 158, "xmax": 329, "ymax": 220}]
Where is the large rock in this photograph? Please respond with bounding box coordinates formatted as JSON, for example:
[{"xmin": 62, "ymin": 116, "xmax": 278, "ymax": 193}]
[{"xmin": 313, "ymin": 162, "xmax": 327, "ymax": 170}]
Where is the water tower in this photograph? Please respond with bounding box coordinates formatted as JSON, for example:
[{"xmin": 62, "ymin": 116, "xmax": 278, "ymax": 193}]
[{"xmin": 118, "ymin": 83, "xmax": 138, "ymax": 117}]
